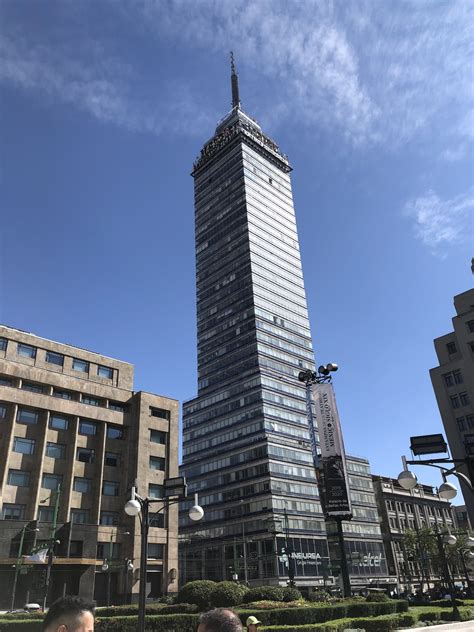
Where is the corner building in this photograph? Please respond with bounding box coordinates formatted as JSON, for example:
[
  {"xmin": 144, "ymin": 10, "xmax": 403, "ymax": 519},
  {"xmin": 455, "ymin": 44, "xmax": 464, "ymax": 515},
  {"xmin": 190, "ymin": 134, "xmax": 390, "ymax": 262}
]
[
  {"xmin": 0, "ymin": 325, "xmax": 179, "ymax": 607},
  {"xmin": 429, "ymin": 286, "xmax": 474, "ymax": 526},
  {"xmin": 180, "ymin": 66, "xmax": 387, "ymax": 590}
]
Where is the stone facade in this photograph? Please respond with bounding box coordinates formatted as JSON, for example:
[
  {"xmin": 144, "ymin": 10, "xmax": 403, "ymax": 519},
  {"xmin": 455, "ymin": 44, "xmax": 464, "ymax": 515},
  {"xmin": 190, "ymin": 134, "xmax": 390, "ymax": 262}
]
[{"xmin": 0, "ymin": 324, "xmax": 179, "ymax": 608}]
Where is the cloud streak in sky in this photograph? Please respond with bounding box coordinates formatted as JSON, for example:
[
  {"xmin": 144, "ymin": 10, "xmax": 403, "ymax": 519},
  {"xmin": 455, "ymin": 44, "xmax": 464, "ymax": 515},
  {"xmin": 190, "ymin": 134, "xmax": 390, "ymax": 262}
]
[
  {"xmin": 403, "ymin": 190, "xmax": 474, "ymax": 256},
  {"xmin": 0, "ymin": 0, "xmax": 472, "ymax": 149}
]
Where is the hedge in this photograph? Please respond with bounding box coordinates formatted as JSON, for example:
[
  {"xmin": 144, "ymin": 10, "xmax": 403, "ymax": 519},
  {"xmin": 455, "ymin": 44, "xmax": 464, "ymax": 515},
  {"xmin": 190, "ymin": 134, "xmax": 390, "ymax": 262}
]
[
  {"xmin": 96, "ymin": 614, "xmax": 199, "ymax": 631},
  {"xmin": 258, "ymin": 612, "xmax": 417, "ymax": 631},
  {"xmin": 175, "ymin": 580, "xmax": 216, "ymax": 609},
  {"xmin": 236, "ymin": 600, "xmax": 407, "ymax": 627},
  {"xmin": 95, "ymin": 603, "xmax": 198, "ymax": 617},
  {"xmin": 210, "ymin": 581, "xmax": 249, "ymax": 607}
]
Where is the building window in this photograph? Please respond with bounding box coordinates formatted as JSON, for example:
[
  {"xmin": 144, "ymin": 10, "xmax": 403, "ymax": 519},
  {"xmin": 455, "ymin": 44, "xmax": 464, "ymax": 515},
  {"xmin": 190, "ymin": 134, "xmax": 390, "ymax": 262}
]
[
  {"xmin": 0, "ymin": 404, "xmax": 7, "ymax": 419},
  {"xmin": 72, "ymin": 358, "xmax": 89, "ymax": 373},
  {"xmin": 444, "ymin": 370, "xmax": 463, "ymax": 387},
  {"xmin": 46, "ymin": 351, "xmax": 64, "ymax": 366},
  {"xmin": 460, "ymin": 392, "xmax": 470, "ymax": 406},
  {"xmin": 97, "ymin": 542, "xmax": 121, "ymax": 559},
  {"xmin": 49, "ymin": 415, "xmax": 69, "ymax": 430},
  {"xmin": 0, "ymin": 337, "xmax": 7, "ymax": 351},
  {"xmin": 52, "ymin": 388, "xmax": 73, "ymax": 400},
  {"xmin": 17, "ymin": 343, "xmax": 36, "ymax": 359},
  {"xmin": 17, "ymin": 408, "xmax": 39, "ymax": 425},
  {"xmin": 450, "ymin": 395, "xmax": 460, "ymax": 409},
  {"xmin": 42, "ymin": 474, "xmax": 62, "ymax": 490},
  {"xmin": 464, "ymin": 434, "xmax": 474, "ymax": 456},
  {"xmin": 100, "ymin": 511, "xmax": 118, "ymax": 525},
  {"xmin": 105, "ymin": 452, "xmax": 119, "ymax": 467},
  {"xmin": 150, "ymin": 512, "xmax": 165, "ymax": 528},
  {"xmin": 21, "ymin": 381, "xmax": 44, "ymax": 394},
  {"xmin": 150, "ymin": 456, "xmax": 166, "ymax": 471},
  {"xmin": 446, "ymin": 341, "xmax": 457, "ymax": 354},
  {"xmin": 46, "ymin": 442, "xmax": 66, "ymax": 459},
  {"xmin": 0, "ymin": 375, "xmax": 13, "ymax": 386},
  {"xmin": 109, "ymin": 401, "xmax": 126, "ymax": 412},
  {"xmin": 102, "ymin": 481, "xmax": 120, "ymax": 496},
  {"xmin": 82, "ymin": 395, "xmax": 101, "ymax": 407},
  {"xmin": 98, "ymin": 366, "xmax": 113, "ymax": 379},
  {"xmin": 38, "ymin": 506, "xmax": 55, "ymax": 522},
  {"xmin": 148, "ymin": 484, "xmax": 164, "ymax": 499},
  {"xmin": 457, "ymin": 417, "xmax": 466, "ymax": 431},
  {"xmin": 467, "ymin": 320, "xmax": 474, "ymax": 333},
  {"xmin": 150, "ymin": 429, "xmax": 166, "ymax": 444},
  {"xmin": 71, "ymin": 509, "xmax": 89, "ymax": 524},
  {"xmin": 69, "ymin": 541, "xmax": 83, "ymax": 557},
  {"xmin": 76, "ymin": 447, "xmax": 94, "ymax": 463},
  {"xmin": 73, "ymin": 477, "xmax": 92, "ymax": 494},
  {"xmin": 79, "ymin": 420, "xmax": 97, "ymax": 436},
  {"xmin": 13, "ymin": 437, "xmax": 35, "ymax": 455},
  {"xmin": 467, "ymin": 415, "xmax": 474, "ymax": 429},
  {"xmin": 2, "ymin": 504, "xmax": 25, "ymax": 520},
  {"xmin": 107, "ymin": 425, "xmax": 123, "ymax": 440},
  {"xmin": 147, "ymin": 543, "xmax": 164, "ymax": 559},
  {"xmin": 8, "ymin": 469, "xmax": 30, "ymax": 486},
  {"xmin": 150, "ymin": 407, "xmax": 170, "ymax": 420}
]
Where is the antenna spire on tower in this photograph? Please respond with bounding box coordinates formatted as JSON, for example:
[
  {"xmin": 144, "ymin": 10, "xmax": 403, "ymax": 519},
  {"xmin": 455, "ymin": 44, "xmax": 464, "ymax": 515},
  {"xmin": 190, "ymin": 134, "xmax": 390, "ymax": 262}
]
[{"xmin": 230, "ymin": 51, "xmax": 241, "ymax": 109}]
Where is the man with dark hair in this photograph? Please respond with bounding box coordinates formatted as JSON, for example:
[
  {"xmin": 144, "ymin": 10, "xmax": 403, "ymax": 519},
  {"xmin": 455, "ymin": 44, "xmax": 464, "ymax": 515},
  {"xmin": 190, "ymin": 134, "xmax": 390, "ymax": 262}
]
[
  {"xmin": 42, "ymin": 595, "xmax": 95, "ymax": 632},
  {"xmin": 197, "ymin": 608, "xmax": 243, "ymax": 632}
]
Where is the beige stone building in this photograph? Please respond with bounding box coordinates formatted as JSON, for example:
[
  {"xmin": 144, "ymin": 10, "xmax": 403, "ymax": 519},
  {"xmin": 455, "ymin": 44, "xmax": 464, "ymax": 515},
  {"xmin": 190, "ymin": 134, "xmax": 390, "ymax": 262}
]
[
  {"xmin": 0, "ymin": 324, "xmax": 179, "ymax": 608},
  {"xmin": 429, "ymin": 288, "xmax": 474, "ymax": 527}
]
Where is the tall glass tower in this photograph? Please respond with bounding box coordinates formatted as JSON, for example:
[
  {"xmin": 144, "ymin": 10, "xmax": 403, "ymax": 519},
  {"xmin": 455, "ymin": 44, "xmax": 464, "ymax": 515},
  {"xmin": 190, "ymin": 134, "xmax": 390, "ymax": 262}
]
[{"xmin": 180, "ymin": 59, "xmax": 387, "ymax": 590}]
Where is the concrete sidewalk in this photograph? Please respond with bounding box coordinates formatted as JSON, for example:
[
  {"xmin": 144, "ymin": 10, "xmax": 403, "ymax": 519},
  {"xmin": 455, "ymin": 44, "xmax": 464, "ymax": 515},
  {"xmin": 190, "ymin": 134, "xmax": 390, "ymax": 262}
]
[{"xmin": 399, "ymin": 621, "xmax": 474, "ymax": 631}]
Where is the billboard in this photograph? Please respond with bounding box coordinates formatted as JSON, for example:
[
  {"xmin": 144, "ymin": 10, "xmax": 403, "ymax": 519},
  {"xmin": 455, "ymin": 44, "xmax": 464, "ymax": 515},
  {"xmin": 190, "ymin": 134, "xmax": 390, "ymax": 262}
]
[{"xmin": 311, "ymin": 383, "xmax": 352, "ymax": 519}]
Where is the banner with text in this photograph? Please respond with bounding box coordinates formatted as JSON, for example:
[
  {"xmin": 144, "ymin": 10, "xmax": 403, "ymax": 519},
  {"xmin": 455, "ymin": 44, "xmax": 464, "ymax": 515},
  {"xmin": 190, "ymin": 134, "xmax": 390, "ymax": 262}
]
[{"xmin": 311, "ymin": 383, "xmax": 352, "ymax": 519}]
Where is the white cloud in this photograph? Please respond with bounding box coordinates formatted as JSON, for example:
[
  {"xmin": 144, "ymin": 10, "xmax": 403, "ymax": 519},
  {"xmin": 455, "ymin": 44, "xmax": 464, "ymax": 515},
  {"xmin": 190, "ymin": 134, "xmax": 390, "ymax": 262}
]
[
  {"xmin": 129, "ymin": 0, "xmax": 473, "ymax": 147},
  {"xmin": 0, "ymin": 33, "xmax": 214, "ymax": 136},
  {"xmin": 403, "ymin": 190, "xmax": 474, "ymax": 255},
  {"xmin": 0, "ymin": 0, "xmax": 472, "ymax": 148}
]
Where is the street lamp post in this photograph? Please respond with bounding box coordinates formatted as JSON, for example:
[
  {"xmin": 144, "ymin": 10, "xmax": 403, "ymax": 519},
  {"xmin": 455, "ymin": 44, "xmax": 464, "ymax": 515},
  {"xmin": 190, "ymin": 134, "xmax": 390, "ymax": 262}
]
[
  {"xmin": 124, "ymin": 477, "xmax": 204, "ymax": 632},
  {"xmin": 283, "ymin": 507, "xmax": 295, "ymax": 586},
  {"xmin": 10, "ymin": 526, "xmax": 40, "ymax": 611},
  {"xmin": 432, "ymin": 526, "xmax": 460, "ymax": 620},
  {"xmin": 123, "ymin": 558, "xmax": 134, "ymax": 605},
  {"xmin": 298, "ymin": 364, "xmax": 352, "ymax": 598},
  {"xmin": 42, "ymin": 485, "xmax": 61, "ymax": 611}
]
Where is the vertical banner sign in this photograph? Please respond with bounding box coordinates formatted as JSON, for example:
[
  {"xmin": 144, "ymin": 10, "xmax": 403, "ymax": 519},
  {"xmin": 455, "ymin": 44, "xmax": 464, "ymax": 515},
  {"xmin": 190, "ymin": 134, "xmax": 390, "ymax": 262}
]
[{"xmin": 311, "ymin": 383, "xmax": 352, "ymax": 519}]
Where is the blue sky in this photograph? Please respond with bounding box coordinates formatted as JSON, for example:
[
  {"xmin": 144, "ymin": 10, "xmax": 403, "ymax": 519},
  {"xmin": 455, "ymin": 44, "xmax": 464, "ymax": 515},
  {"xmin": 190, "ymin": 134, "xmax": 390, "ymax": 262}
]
[{"xmin": 1, "ymin": 0, "xmax": 473, "ymax": 492}]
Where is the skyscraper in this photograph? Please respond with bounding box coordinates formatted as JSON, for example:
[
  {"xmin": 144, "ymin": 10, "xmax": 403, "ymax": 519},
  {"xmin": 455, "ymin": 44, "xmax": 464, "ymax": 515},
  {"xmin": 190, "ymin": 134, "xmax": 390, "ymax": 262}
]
[{"xmin": 180, "ymin": 59, "xmax": 387, "ymax": 590}]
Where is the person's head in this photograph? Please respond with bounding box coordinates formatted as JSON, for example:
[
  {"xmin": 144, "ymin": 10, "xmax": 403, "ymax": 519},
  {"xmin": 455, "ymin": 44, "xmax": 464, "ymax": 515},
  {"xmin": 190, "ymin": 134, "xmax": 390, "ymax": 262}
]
[
  {"xmin": 197, "ymin": 608, "xmax": 243, "ymax": 632},
  {"xmin": 246, "ymin": 615, "xmax": 262, "ymax": 631},
  {"xmin": 42, "ymin": 596, "xmax": 95, "ymax": 632}
]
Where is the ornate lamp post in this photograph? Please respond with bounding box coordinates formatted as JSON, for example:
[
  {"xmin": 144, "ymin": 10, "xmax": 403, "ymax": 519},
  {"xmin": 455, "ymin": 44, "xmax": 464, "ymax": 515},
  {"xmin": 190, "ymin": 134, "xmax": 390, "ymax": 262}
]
[{"xmin": 123, "ymin": 477, "xmax": 204, "ymax": 632}]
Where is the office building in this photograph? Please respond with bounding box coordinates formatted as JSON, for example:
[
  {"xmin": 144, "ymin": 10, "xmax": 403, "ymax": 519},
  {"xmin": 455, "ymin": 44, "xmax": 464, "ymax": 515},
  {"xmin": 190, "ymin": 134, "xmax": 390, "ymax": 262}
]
[
  {"xmin": 429, "ymin": 285, "xmax": 474, "ymax": 525},
  {"xmin": 0, "ymin": 324, "xmax": 179, "ymax": 607},
  {"xmin": 372, "ymin": 475, "xmax": 457, "ymax": 590},
  {"xmin": 179, "ymin": 61, "xmax": 387, "ymax": 591}
]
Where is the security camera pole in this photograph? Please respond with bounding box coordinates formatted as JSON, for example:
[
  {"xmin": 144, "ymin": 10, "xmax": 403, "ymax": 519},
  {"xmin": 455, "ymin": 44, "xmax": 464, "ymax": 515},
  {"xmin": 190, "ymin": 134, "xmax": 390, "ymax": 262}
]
[{"xmin": 298, "ymin": 365, "xmax": 352, "ymax": 598}]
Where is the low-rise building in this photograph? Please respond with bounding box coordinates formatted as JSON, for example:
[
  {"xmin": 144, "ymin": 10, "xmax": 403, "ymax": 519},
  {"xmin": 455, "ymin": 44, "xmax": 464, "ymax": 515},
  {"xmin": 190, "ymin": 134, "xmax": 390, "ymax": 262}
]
[
  {"xmin": 0, "ymin": 325, "xmax": 179, "ymax": 608},
  {"xmin": 372, "ymin": 475, "xmax": 457, "ymax": 591}
]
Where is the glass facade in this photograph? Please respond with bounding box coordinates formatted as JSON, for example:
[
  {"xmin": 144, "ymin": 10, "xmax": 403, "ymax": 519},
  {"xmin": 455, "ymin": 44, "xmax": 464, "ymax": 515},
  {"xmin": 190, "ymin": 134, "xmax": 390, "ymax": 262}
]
[{"xmin": 180, "ymin": 76, "xmax": 385, "ymax": 588}]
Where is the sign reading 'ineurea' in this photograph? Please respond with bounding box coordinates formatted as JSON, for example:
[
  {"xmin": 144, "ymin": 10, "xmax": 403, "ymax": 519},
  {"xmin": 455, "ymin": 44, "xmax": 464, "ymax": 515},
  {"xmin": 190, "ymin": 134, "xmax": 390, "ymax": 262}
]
[{"xmin": 311, "ymin": 383, "xmax": 352, "ymax": 519}]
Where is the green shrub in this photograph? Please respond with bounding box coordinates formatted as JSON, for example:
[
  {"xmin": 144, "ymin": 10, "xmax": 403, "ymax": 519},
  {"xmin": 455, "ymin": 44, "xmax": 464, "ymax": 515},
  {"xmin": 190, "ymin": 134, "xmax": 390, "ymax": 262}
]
[
  {"xmin": 210, "ymin": 581, "xmax": 249, "ymax": 607},
  {"xmin": 243, "ymin": 586, "xmax": 285, "ymax": 603},
  {"xmin": 0, "ymin": 621, "xmax": 43, "ymax": 631},
  {"xmin": 175, "ymin": 579, "xmax": 216, "ymax": 609},
  {"xmin": 306, "ymin": 589, "xmax": 334, "ymax": 603},
  {"xmin": 365, "ymin": 591, "xmax": 389, "ymax": 602},
  {"xmin": 254, "ymin": 612, "xmax": 417, "ymax": 631},
  {"xmin": 95, "ymin": 613, "xmax": 199, "ymax": 631},
  {"xmin": 281, "ymin": 587, "xmax": 302, "ymax": 602},
  {"xmin": 428, "ymin": 598, "xmax": 464, "ymax": 607}
]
